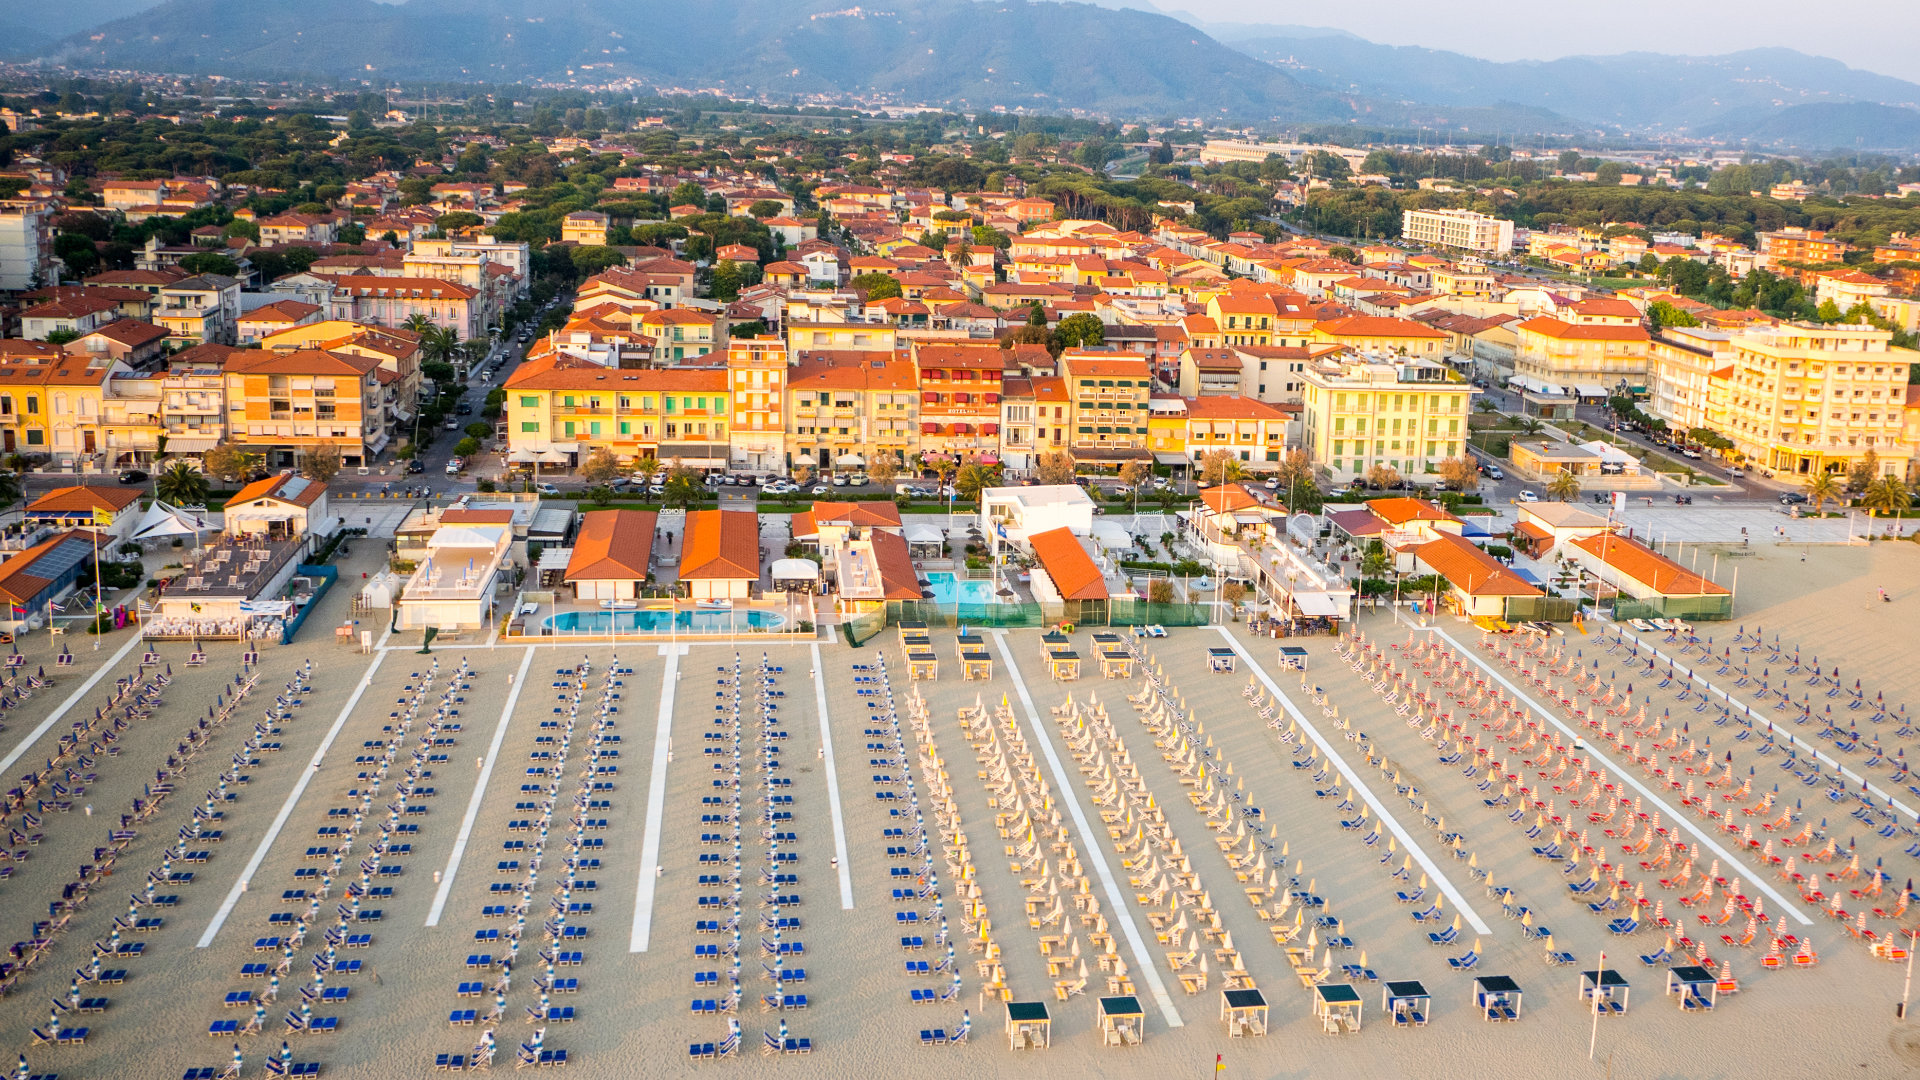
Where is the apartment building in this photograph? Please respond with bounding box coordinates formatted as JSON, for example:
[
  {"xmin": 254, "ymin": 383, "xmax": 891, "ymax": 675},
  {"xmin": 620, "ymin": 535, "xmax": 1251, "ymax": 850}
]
[
  {"xmin": 223, "ymin": 349, "xmax": 388, "ymax": 468},
  {"xmin": 784, "ymin": 350, "xmax": 917, "ymax": 473},
  {"xmin": 1299, "ymin": 355, "xmax": 1478, "ymax": 483},
  {"xmin": 504, "ymin": 357, "xmax": 732, "ymax": 469},
  {"xmin": 913, "ymin": 342, "xmax": 1005, "ymax": 460},
  {"xmin": 1059, "ymin": 350, "xmax": 1153, "ymax": 466},
  {"xmin": 1513, "ymin": 316, "xmax": 1652, "ymax": 394},
  {"xmin": 1718, "ymin": 322, "xmax": 1919, "ymax": 482},
  {"xmin": 1401, "ymin": 208, "xmax": 1515, "ymax": 254},
  {"xmin": 1757, "ymin": 227, "xmax": 1850, "ymax": 267},
  {"xmin": 322, "ymin": 275, "xmax": 483, "ymax": 340},
  {"xmin": 155, "ymin": 274, "xmax": 243, "ymax": 347},
  {"xmin": 1646, "ymin": 327, "xmax": 1734, "ymax": 435},
  {"xmin": 725, "ymin": 337, "xmax": 787, "ymax": 472},
  {"xmin": 0, "ymin": 200, "xmax": 53, "ymax": 291},
  {"xmin": 1176, "ymin": 395, "xmax": 1296, "ymax": 470}
]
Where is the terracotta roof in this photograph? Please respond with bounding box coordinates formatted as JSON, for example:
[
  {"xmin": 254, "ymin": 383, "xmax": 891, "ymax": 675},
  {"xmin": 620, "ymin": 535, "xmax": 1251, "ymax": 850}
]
[
  {"xmin": 809, "ymin": 501, "xmax": 902, "ymax": 529},
  {"xmin": 869, "ymin": 529, "xmax": 923, "ymax": 600},
  {"xmin": 1366, "ymin": 497, "xmax": 1460, "ymax": 526},
  {"xmin": 23, "ymin": 295, "xmax": 121, "ymax": 320},
  {"xmin": 1517, "ymin": 317, "xmax": 1650, "ymax": 342},
  {"xmin": 679, "ymin": 510, "xmax": 760, "ymax": 581},
  {"xmin": 225, "ymin": 349, "xmax": 378, "ymax": 377},
  {"xmin": 1570, "ymin": 533, "xmax": 1728, "ymax": 596},
  {"xmin": 1182, "ymin": 396, "xmax": 1295, "ymax": 420},
  {"xmin": 229, "ymin": 474, "xmax": 328, "ymax": 509},
  {"xmin": 789, "ymin": 510, "xmax": 817, "ymax": 541},
  {"xmin": 506, "ymin": 356, "xmax": 726, "ymax": 393},
  {"xmin": 1062, "ymin": 353, "xmax": 1151, "ymax": 378},
  {"xmin": 81, "ymin": 319, "xmax": 167, "ymax": 348},
  {"xmin": 1027, "ymin": 526, "xmax": 1107, "ymax": 601},
  {"xmin": 240, "ymin": 300, "xmax": 322, "ymax": 324},
  {"xmin": 1414, "ymin": 533, "xmax": 1541, "ymax": 598},
  {"xmin": 27, "ymin": 485, "xmax": 145, "ymax": 514},
  {"xmin": 1315, "ymin": 316, "xmax": 1447, "ymax": 339},
  {"xmin": 566, "ymin": 509, "xmax": 658, "ymax": 581},
  {"xmin": 1199, "ymin": 484, "xmax": 1263, "ymax": 514}
]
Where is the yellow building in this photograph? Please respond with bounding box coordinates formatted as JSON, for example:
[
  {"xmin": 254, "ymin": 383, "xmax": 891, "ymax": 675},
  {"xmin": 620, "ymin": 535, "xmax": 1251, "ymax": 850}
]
[
  {"xmin": 560, "ymin": 211, "xmax": 609, "ymax": 246},
  {"xmin": 640, "ymin": 308, "xmax": 721, "ymax": 362},
  {"xmin": 726, "ymin": 337, "xmax": 787, "ymax": 473},
  {"xmin": 784, "ymin": 350, "xmax": 919, "ymax": 473},
  {"xmin": 1299, "ymin": 355, "xmax": 1477, "ymax": 483},
  {"xmin": 1312, "ymin": 316, "xmax": 1449, "ymax": 360},
  {"xmin": 1059, "ymin": 350, "xmax": 1153, "ymax": 466},
  {"xmin": 504, "ymin": 355, "xmax": 732, "ymax": 469},
  {"xmin": 1718, "ymin": 322, "xmax": 1919, "ymax": 481}
]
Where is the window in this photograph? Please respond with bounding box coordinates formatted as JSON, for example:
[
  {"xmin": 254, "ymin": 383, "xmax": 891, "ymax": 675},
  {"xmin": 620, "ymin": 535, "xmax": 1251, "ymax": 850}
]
[
  {"xmin": 563, "ymin": 422, "xmax": 575, "ymax": 436},
  {"xmin": 24, "ymin": 430, "xmax": 41, "ymax": 445},
  {"xmin": 589, "ymin": 422, "xmax": 602, "ymax": 435},
  {"xmin": 521, "ymin": 421, "xmax": 540, "ymax": 433}
]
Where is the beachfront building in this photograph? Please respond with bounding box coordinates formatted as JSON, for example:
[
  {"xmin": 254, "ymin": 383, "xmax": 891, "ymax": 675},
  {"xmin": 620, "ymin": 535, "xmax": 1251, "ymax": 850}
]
[
  {"xmin": 1298, "ymin": 354, "xmax": 1477, "ymax": 484},
  {"xmin": 222, "ymin": 348, "xmax": 388, "ymax": 469},
  {"xmin": 1409, "ymin": 531, "xmax": 1543, "ymax": 620},
  {"xmin": 830, "ymin": 527, "xmax": 921, "ymax": 614},
  {"xmin": 678, "ymin": 509, "xmax": 760, "ymax": 601},
  {"xmin": 394, "ymin": 522, "xmax": 513, "ymax": 631},
  {"xmin": 222, "ymin": 474, "xmax": 333, "ymax": 544},
  {"xmin": 1715, "ymin": 322, "xmax": 1919, "ymax": 482},
  {"xmin": 1565, "ymin": 532, "xmax": 1733, "ymax": 621},
  {"xmin": 725, "ymin": 337, "xmax": 786, "ymax": 473},
  {"xmin": 504, "ymin": 357, "xmax": 731, "ymax": 471},
  {"xmin": 789, "ymin": 501, "xmax": 903, "ymax": 562},
  {"xmin": 784, "ymin": 349, "xmax": 917, "ymax": 474},
  {"xmin": 1509, "ymin": 503, "xmax": 1615, "ymax": 558},
  {"xmin": 1025, "ymin": 525, "xmax": 1109, "ymax": 623},
  {"xmin": 0, "ymin": 530, "xmax": 106, "ymax": 630},
  {"xmin": 23, "ymin": 485, "xmax": 145, "ymax": 546},
  {"xmin": 1512, "ymin": 313, "xmax": 1651, "ymax": 398},
  {"xmin": 563, "ymin": 509, "xmax": 658, "ymax": 602},
  {"xmin": 981, "ymin": 485, "xmax": 1096, "ymax": 545},
  {"xmin": 1061, "ymin": 350, "xmax": 1153, "ymax": 470}
]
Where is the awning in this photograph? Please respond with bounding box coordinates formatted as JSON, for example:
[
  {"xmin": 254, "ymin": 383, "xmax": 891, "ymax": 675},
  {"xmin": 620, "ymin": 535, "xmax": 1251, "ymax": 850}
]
[
  {"xmin": 507, "ymin": 449, "xmax": 539, "ymax": 463},
  {"xmin": 834, "ymin": 453, "xmax": 865, "ymax": 467},
  {"xmin": 549, "ymin": 442, "xmax": 581, "ymax": 454},
  {"xmin": 1575, "ymin": 384, "xmax": 1609, "ymax": 398},
  {"xmin": 1153, "ymin": 452, "xmax": 1188, "ymax": 466},
  {"xmin": 1291, "ymin": 592, "xmax": 1345, "ymax": 618},
  {"xmin": 129, "ymin": 500, "xmax": 211, "ymax": 540},
  {"xmin": 535, "ymin": 450, "xmax": 569, "ymax": 464},
  {"xmin": 163, "ymin": 438, "xmax": 218, "ymax": 454}
]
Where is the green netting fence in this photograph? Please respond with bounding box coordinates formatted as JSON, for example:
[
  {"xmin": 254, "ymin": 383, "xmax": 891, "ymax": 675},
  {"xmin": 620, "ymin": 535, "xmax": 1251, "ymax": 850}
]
[{"xmin": 1612, "ymin": 594, "xmax": 1735, "ymax": 622}]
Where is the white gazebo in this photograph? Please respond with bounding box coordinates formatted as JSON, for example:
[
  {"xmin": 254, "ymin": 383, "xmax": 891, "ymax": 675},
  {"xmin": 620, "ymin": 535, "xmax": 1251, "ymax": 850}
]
[{"xmin": 771, "ymin": 558, "xmax": 821, "ymax": 594}]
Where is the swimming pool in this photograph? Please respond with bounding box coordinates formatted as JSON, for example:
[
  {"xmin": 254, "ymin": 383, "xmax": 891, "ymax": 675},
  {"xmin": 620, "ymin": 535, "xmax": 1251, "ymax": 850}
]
[
  {"xmin": 924, "ymin": 571, "xmax": 1004, "ymax": 606},
  {"xmin": 542, "ymin": 609, "xmax": 789, "ymax": 634}
]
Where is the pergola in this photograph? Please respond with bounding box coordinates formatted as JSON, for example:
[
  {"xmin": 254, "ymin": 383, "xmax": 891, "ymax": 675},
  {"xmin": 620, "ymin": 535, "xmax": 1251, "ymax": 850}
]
[
  {"xmin": 1096, "ymin": 995, "xmax": 1143, "ymax": 1047},
  {"xmin": 1005, "ymin": 1001, "xmax": 1050, "ymax": 1050},
  {"xmin": 1219, "ymin": 988, "xmax": 1268, "ymax": 1037}
]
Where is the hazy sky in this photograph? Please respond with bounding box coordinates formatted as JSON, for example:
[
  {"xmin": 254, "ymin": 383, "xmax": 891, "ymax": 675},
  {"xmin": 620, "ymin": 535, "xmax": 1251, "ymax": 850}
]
[{"xmin": 1167, "ymin": 0, "xmax": 1910, "ymax": 80}]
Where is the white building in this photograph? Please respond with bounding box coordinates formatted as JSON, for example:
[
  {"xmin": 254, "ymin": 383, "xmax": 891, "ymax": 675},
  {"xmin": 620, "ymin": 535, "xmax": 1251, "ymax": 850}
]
[
  {"xmin": 396, "ymin": 524, "xmax": 512, "ymax": 631},
  {"xmin": 1401, "ymin": 208, "xmax": 1515, "ymax": 255},
  {"xmin": 0, "ymin": 200, "xmax": 53, "ymax": 290},
  {"xmin": 980, "ymin": 485, "xmax": 1096, "ymax": 545}
]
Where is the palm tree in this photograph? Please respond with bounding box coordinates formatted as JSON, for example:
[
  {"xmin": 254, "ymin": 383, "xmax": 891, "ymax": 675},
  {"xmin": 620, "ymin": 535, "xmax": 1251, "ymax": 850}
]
[
  {"xmin": 1803, "ymin": 472, "xmax": 1844, "ymax": 515},
  {"xmin": 1862, "ymin": 475, "xmax": 1912, "ymax": 533},
  {"xmin": 1516, "ymin": 416, "xmax": 1545, "ymax": 436},
  {"xmin": 1545, "ymin": 470, "xmax": 1581, "ymax": 502},
  {"xmin": 155, "ymin": 462, "xmax": 210, "ymax": 507},
  {"xmin": 400, "ymin": 313, "xmax": 435, "ymax": 336}
]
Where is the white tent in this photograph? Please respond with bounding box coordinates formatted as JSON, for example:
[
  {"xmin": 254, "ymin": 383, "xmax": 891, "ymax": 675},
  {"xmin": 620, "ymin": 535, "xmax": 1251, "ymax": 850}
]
[
  {"xmin": 129, "ymin": 500, "xmax": 211, "ymax": 541},
  {"xmin": 771, "ymin": 558, "xmax": 820, "ymax": 593},
  {"xmin": 1090, "ymin": 519, "xmax": 1134, "ymax": 552},
  {"xmin": 902, "ymin": 523, "xmax": 945, "ymax": 546}
]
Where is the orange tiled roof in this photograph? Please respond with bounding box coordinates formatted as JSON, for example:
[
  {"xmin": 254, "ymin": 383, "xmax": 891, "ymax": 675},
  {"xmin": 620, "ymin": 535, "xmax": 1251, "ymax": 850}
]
[
  {"xmin": 1570, "ymin": 533, "xmax": 1729, "ymax": 596},
  {"xmin": 1366, "ymin": 497, "xmax": 1460, "ymax": 526},
  {"xmin": 810, "ymin": 501, "xmax": 903, "ymax": 529},
  {"xmin": 679, "ymin": 510, "xmax": 759, "ymax": 581},
  {"xmin": 566, "ymin": 509, "xmax": 658, "ymax": 581},
  {"xmin": 1414, "ymin": 533, "xmax": 1541, "ymax": 598},
  {"xmin": 1028, "ymin": 526, "xmax": 1107, "ymax": 601},
  {"xmin": 27, "ymin": 485, "xmax": 144, "ymax": 514}
]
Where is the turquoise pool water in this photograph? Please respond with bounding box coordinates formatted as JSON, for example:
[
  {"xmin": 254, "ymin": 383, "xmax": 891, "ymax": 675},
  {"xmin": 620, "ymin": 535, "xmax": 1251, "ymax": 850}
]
[
  {"xmin": 543, "ymin": 609, "xmax": 788, "ymax": 634},
  {"xmin": 924, "ymin": 571, "xmax": 1004, "ymax": 606}
]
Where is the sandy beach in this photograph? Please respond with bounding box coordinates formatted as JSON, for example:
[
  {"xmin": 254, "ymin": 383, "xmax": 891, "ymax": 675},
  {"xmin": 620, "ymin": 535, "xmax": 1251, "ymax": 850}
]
[{"xmin": 0, "ymin": 538, "xmax": 1916, "ymax": 1078}]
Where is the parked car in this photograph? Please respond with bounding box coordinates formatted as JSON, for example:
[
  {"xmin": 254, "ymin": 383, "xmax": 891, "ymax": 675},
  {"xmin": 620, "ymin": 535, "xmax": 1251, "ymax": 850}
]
[
  {"xmin": 1481, "ymin": 465, "xmax": 1505, "ymax": 480},
  {"xmin": 811, "ymin": 484, "xmax": 830, "ymax": 496},
  {"xmin": 1518, "ymin": 490, "xmax": 1540, "ymax": 503},
  {"xmin": 118, "ymin": 469, "xmax": 148, "ymax": 484},
  {"xmin": 648, "ymin": 484, "xmax": 664, "ymax": 497},
  {"xmin": 1263, "ymin": 477, "xmax": 1280, "ymax": 490},
  {"xmin": 831, "ymin": 474, "xmax": 850, "ymax": 486},
  {"xmin": 535, "ymin": 482, "xmax": 560, "ymax": 495},
  {"xmin": 1727, "ymin": 467, "xmax": 1745, "ymax": 478}
]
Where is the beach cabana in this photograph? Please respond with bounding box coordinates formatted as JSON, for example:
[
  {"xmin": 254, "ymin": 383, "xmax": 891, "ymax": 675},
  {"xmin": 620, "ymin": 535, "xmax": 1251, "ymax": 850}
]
[
  {"xmin": 1096, "ymin": 996, "xmax": 1144, "ymax": 1046},
  {"xmin": 1384, "ymin": 980, "xmax": 1430, "ymax": 1026},
  {"xmin": 1099, "ymin": 646, "xmax": 1132, "ymax": 680},
  {"xmin": 959, "ymin": 641, "xmax": 993, "ymax": 681},
  {"xmin": 1005, "ymin": 1001, "xmax": 1050, "ymax": 1050},
  {"xmin": 1313, "ymin": 983, "xmax": 1363, "ymax": 1035},
  {"xmin": 1219, "ymin": 988, "xmax": 1267, "ymax": 1037},
  {"xmin": 1579, "ymin": 969, "xmax": 1629, "ymax": 1016},
  {"xmin": 904, "ymin": 523, "xmax": 946, "ymax": 558},
  {"xmin": 1039, "ymin": 630, "xmax": 1070, "ymax": 659},
  {"xmin": 1472, "ymin": 975, "xmax": 1522, "ymax": 1022},
  {"xmin": 1666, "ymin": 965, "xmax": 1716, "ymax": 1012},
  {"xmin": 1208, "ymin": 647, "xmax": 1237, "ymax": 674},
  {"xmin": 1277, "ymin": 646, "xmax": 1309, "ymax": 671},
  {"xmin": 896, "ymin": 621, "xmax": 928, "ymax": 646},
  {"xmin": 907, "ymin": 649, "xmax": 939, "ymax": 682},
  {"xmin": 1045, "ymin": 649, "xmax": 1081, "ymax": 682}
]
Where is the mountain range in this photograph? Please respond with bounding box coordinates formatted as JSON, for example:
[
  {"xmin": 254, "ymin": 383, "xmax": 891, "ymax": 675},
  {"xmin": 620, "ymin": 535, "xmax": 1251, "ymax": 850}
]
[{"xmin": 15, "ymin": 0, "xmax": 1920, "ymax": 149}]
